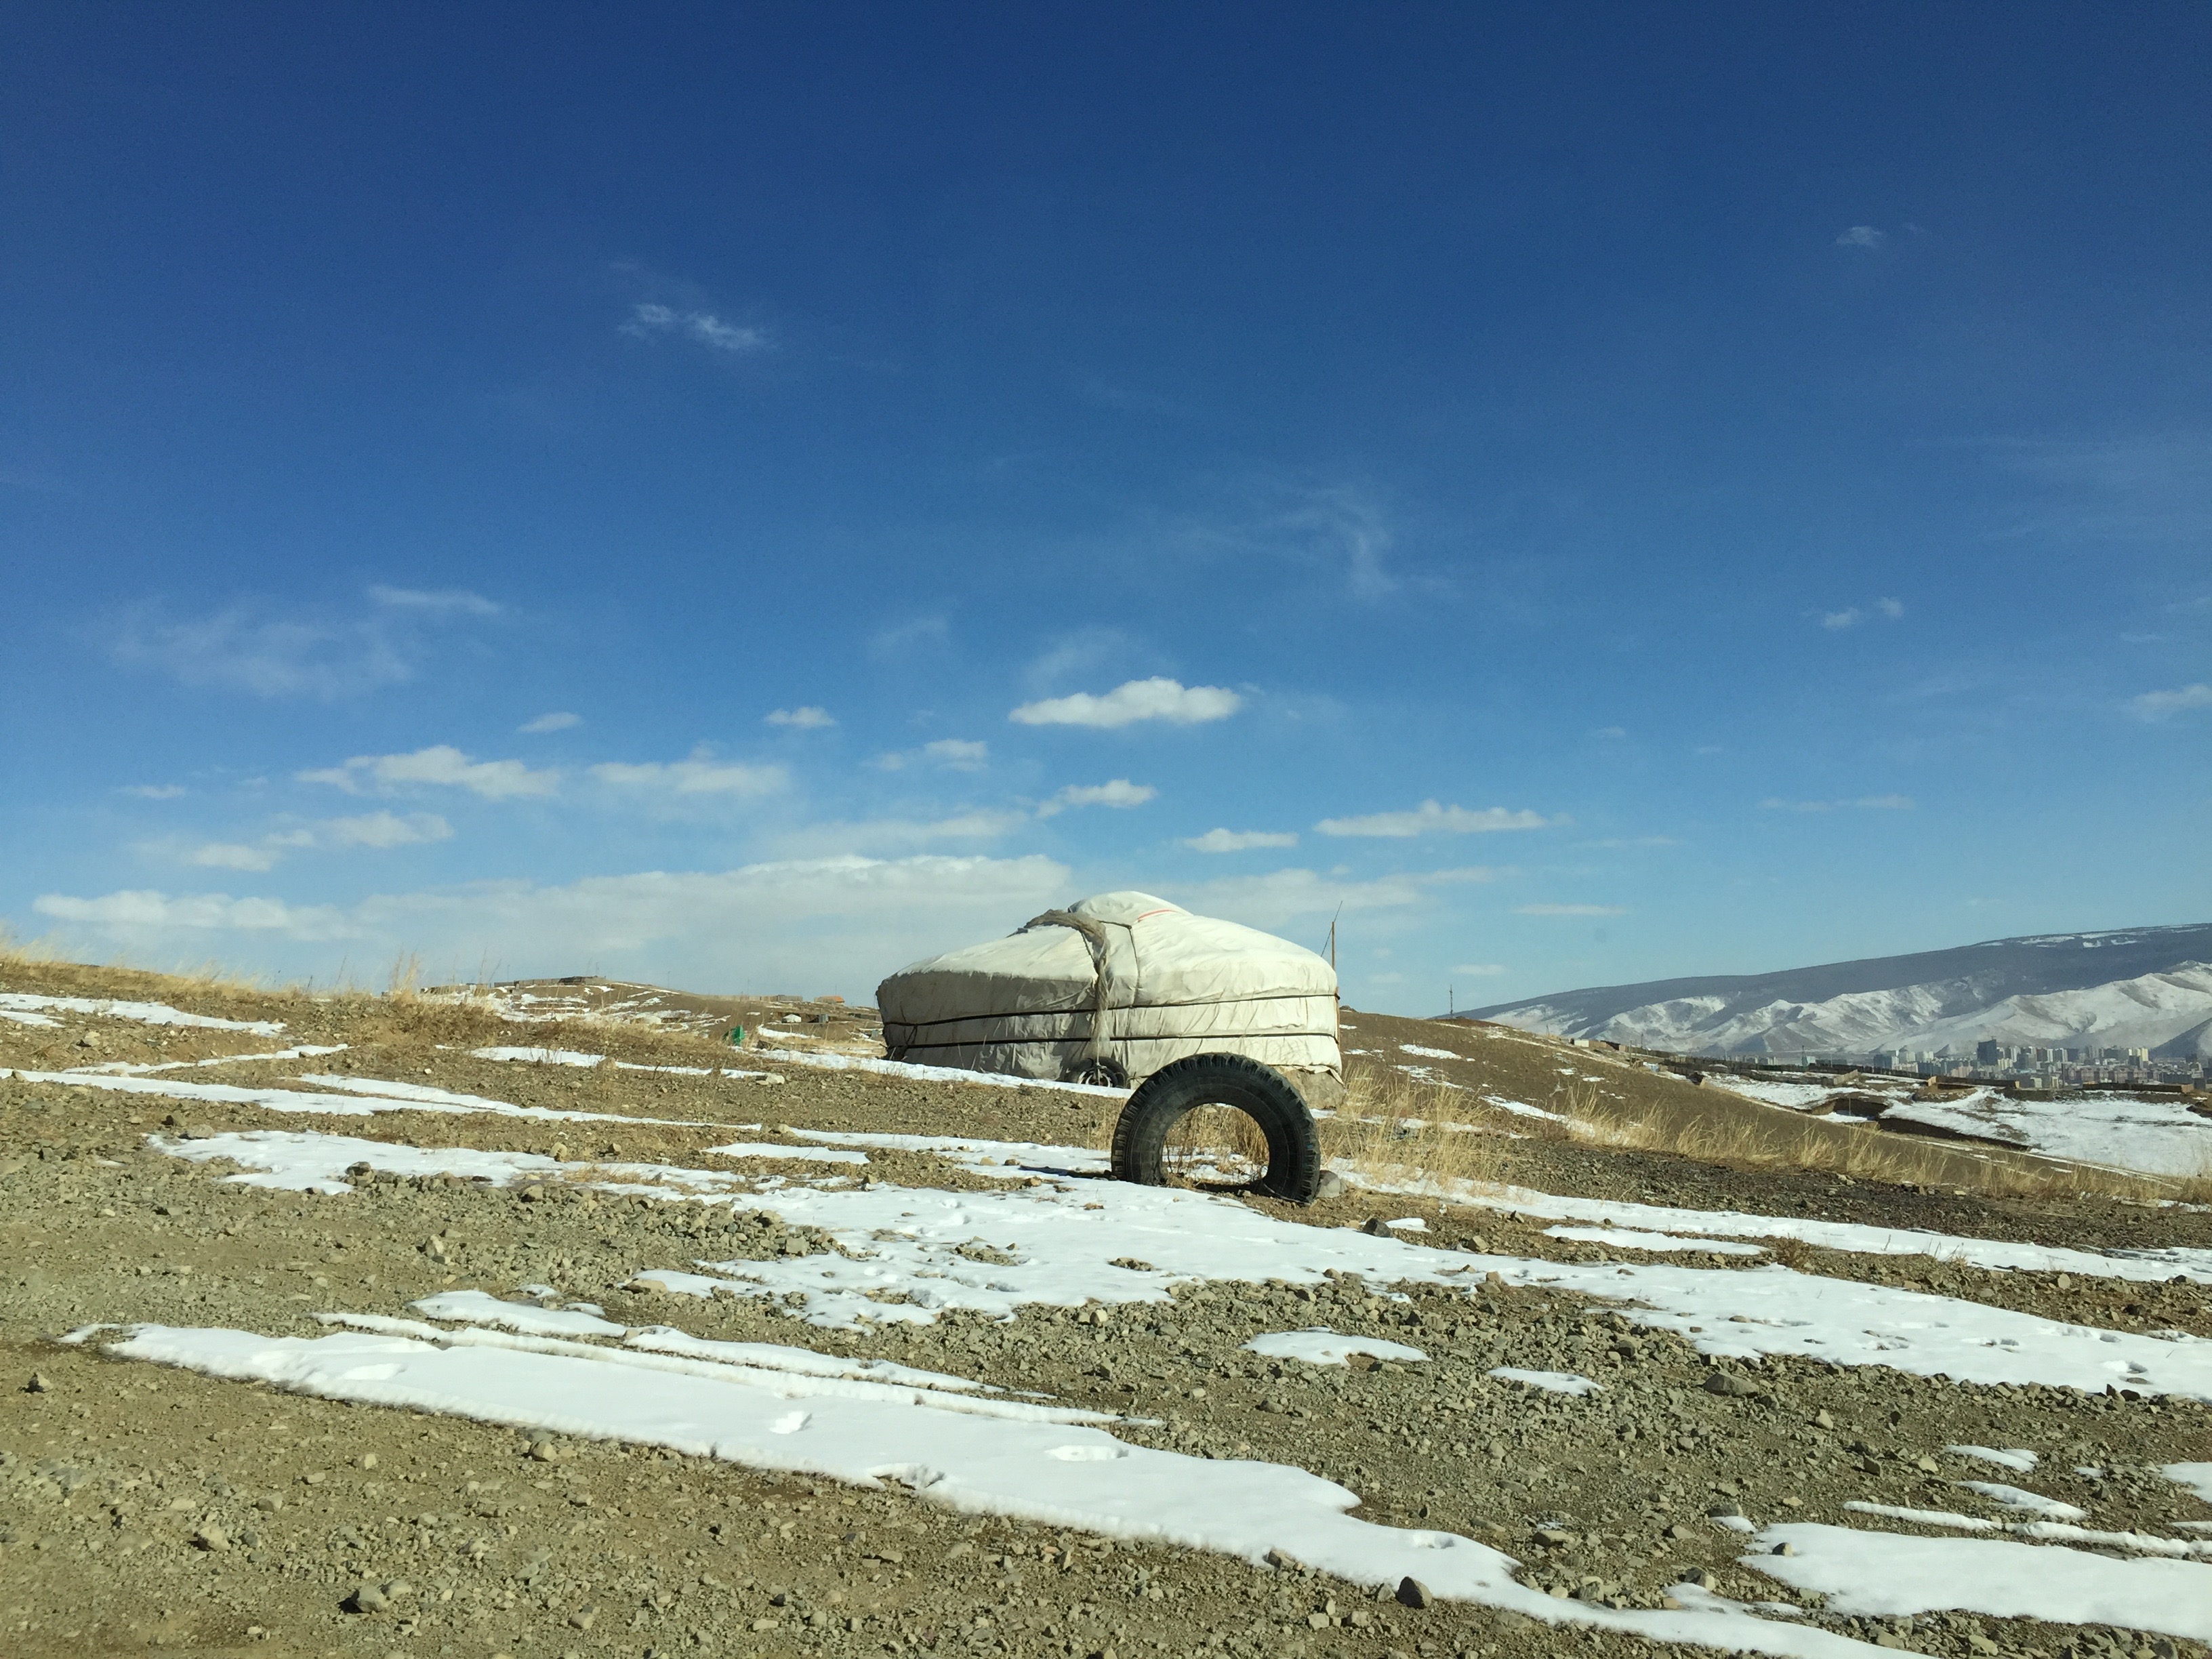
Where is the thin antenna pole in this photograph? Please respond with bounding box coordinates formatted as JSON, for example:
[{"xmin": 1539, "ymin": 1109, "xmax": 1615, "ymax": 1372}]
[{"xmin": 1326, "ymin": 903, "xmax": 1341, "ymax": 971}]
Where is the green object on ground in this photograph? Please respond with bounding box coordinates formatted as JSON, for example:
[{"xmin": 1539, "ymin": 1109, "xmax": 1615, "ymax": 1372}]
[{"xmin": 726, "ymin": 1025, "xmax": 745, "ymax": 1046}]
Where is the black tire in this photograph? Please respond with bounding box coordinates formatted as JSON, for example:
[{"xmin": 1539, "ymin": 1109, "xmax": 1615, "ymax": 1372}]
[
  {"xmin": 1063, "ymin": 1055, "xmax": 1130, "ymax": 1088},
  {"xmin": 1110, "ymin": 1053, "xmax": 1322, "ymax": 1204}
]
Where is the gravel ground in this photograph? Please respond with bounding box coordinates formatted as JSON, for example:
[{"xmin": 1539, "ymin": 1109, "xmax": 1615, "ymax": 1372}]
[{"xmin": 3, "ymin": 963, "xmax": 2209, "ymax": 1659}]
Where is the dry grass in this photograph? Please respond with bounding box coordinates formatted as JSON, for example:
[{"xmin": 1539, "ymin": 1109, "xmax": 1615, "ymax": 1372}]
[
  {"xmin": 1317, "ymin": 1070, "xmax": 1520, "ymax": 1193},
  {"xmin": 1160, "ymin": 1104, "xmax": 1273, "ymax": 1186}
]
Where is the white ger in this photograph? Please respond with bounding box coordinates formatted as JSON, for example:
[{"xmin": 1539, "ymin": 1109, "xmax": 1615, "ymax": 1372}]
[{"xmin": 875, "ymin": 890, "xmax": 1343, "ymax": 1108}]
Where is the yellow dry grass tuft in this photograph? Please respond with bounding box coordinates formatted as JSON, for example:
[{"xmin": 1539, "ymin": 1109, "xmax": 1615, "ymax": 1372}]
[{"xmin": 1317, "ymin": 1069, "xmax": 1520, "ymax": 1193}]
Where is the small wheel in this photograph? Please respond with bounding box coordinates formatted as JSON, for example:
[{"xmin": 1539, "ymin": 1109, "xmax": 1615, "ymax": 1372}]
[
  {"xmin": 1063, "ymin": 1056, "xmax": 1130, "ymax": 1088},
  {"xmin": 1109, "ymin": 1053, "xmax": 1322, "ymax": 1204}
]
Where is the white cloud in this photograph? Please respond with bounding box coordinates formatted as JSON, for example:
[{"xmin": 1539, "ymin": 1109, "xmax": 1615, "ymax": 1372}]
[
  {"xmin": 300, "ymin": 746, "xmax": 560, "ymax": 800},
  {"xmin": 367, "ymin": 586, "xmax": 501, "ymax": 617},
  {"xmin": 1452, "ymin": 963, "xmax": 1508, "ymax": 976},
  {"xmin": 34, "ymin": 855, "xmax": 1069, "ymax": 995},
  {"xmin": 1513, "ymin": 903, "xmax": 1628, "ymax": 917},
  {"xmin": 1314, "ymin": 800, "xmax": 1554, "ymax": 838},
  {"xmin": 518, "ymin": 711, "xmax": 581, "ymax": 733},
  {"xmin": 1035, "ymin": 779, "xmax": 1158, "ymax": 818},
  {"xmin": 1590, "ymin": 726, "xmax": 1627, "ymax": 740},
  {"xmin": 765, "ymin": 706, "xmax": 836, "ymax": 730},
  {"xmin": 1174, "ymin": 865, "xmax": 1490, "ymax": 934},
  {"xmin": 1836, "ymin": 226, "xmax": 1886, "ymax": 249},
  {"xmin": 1010, "ymin": 677, "xmax": 1244, "ymax": 729},
  {"xmin": 2128, "ymin": 682, "xmax": 2212, "ymax": 721},
  {"xmin": 621, "ymin": 302, "xmax": 769, "ymax": 354},
  {"xmin": 1877, "ymin": 597, "xmax": 1905, "ymax": 619},
  {"xmin": 1759, "ymin": 795, "xmax": 1915, "ymax": 813},
  {"xmin": 122, "ymin": 783, "xmax": 188, "ymax": 800},
  {"xmin": 1181, "ymin": 828, "xmax": 1298, "ymax": 853},
  {"xmin": 1582, "ymin": 836, "xmax": 1683, "ymax": 848},
  {"xmin": 589, "ymin": 756, "xmax": 787, "ymax": 797}
]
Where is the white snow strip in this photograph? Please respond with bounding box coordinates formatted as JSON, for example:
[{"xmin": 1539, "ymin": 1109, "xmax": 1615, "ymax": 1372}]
[
  {"xmin": 411, "ymin": 1289, "xmax": 627, "ymax": 1338},
  {"xmin": 1843, "ymin": 1502, "xmax": 2211, "ymax": 1558},
  {"xmin": 58, "ymin": 1044, "xmax": 349, "ymax": 1077},
  {"xmin": 470, "ymin": 1046, "xmax": 604, "ymax": 1067},
  {"xmin": 1479, "ymin": 1094, "xmax": 1571, "ymax": 1124},
  {"xmin": 625, "ymin": 1328, "xmax": 994, "ymax": 1395},
  {"xmin": 2167, "ymin": 1463, "xmax": 2212, "ymax": 1504},
  {"xmin": 1399, "ymin": 1044, "xmax": 1462, "ymax": 1061},
  {"xmin": 703, "ymin": 1141, "xmax": 871, "ymax": 1166},
  {"xmin": 1242, "ymin": 1330, "xmax": 1429, "ymax": 1367},
  {"xmin": 96, "ymin": 1320, "xmax": 1898, "ymax": 1656},
  {"xmin": 1948, "ymin": 1444, "xmax": 2038, "ymax": 1473},
  {"xmin": 11, "ymin": 1067, "xmax": 753, "ymax": 1130},
  {"xmin": 1384, "ymin": 1217, "xmax": 1427, "ymax": 1232},
  {"xmin": 787, "ymin": 1128, "xmax": 1111, "ymax": 1176},
  {"xmin": 613, "ymin": 1061, "xmax": 714, "ymax": 1076},
  {"xmin": 1883, "ymin": 1090, "xmax": 2212, "ymax": 1180},
  {"xmin": 0, "ymin": 1007, "xmax": 58, "ymax": 1026},
  {"xmin": 140, "ymin": 1122, "xmax": 2212, "ymax": 1403},
  {"xmin": 1748, "ymin": 1521, "xmax": 2212, "ymax": 1640},
  {"xmin": 1487, "ymin": 1368, "xmax": 1600, "ymax": 1396},
  {"xmin": 1707, "ymin": 1078, "xmax": 1874, "ymax": 1111},
  {"xmin": 1405, "ymin": 1179, "xmax": 2212, "ymax": 1286},
  {"xmin": 1544, "ymin": 1226, "xmax": 1767, "ymax": 1256},
  {"xmin": 149, "ymin": 1130, "xmax": 762, "ymax": 1199},
  {"xmin": 0, "ymin": 991, "xmax": 284, "ymax": 1034},
  {"xmin": 1957, "ymin": 1481, "xmax": 2087, "ymax": 1520},
  {"xmin": 752, "ymin": 1047, "xmax": 1129, "ymax": 1098}
]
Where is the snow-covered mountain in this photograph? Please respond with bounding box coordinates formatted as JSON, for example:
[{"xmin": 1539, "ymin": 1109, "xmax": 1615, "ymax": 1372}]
[{"xmin": 1465, "ymin": 925, "xmax": 2212, "ymax": 1059}]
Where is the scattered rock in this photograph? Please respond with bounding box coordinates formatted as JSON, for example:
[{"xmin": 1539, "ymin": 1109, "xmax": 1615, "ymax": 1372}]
[
  {"xmin": 1313, "ymin": 1171, "xmax": 1349, "ymax": 1200},
  {"xmin": 192, "ymin": 1523, "xmax": 230, "ymax": 1552},
  {"xmin": 1394, "ymin": 1576, "xmax": 1431, "ymax": 1609},
  {"xmin": 1702, "ymin": 1371, "xmax": 1760, "ymax": 1397},
  {"xmin": 527, "ymin": 1439, "xmax": 558, "ymax": 1462},
  {"xmin": 1360, "ymin": 1218, "xmax": 1388, "ymax": 1237},
  {"xmin": 25, "ymin": 1372, "xmax": 52, "ymax": 1393},
  {"xmin": 346, "ymin": 1582, "xmax": 390, "ymax": 1614}
]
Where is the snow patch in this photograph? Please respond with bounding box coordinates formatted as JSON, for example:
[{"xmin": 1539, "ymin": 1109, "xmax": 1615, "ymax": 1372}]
[
  {"xmin": 1243, "ymin": 1330, "xmax": 1429, "ymax": 1367},
  {"xmin": 1487, "ymin": 1368, "xmax": 1599, "ymax": 1396},
  {"xmin": 0, "ymin": 991, "xmax": 285, "ymax": 1034}
]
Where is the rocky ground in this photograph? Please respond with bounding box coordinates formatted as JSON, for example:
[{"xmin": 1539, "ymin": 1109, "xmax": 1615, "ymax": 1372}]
[{"xmin": 2, "ymin": 960, "xmax": 2209, "ymax": 1659}]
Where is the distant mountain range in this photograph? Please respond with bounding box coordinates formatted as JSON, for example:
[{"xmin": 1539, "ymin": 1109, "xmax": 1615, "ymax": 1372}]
[{"xmin": 1462, "ymin": 924, "xmax": 2212, "ymax": 1059}]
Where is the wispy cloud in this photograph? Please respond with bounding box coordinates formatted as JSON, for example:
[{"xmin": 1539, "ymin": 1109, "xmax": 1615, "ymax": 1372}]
[
  {"xmin": 765, "ymin": 706, "xmax": 836, "ymax": 730},
  {"xmin": 1590, "ymin": 726, "xmax": 1627, "ymax": 740},
  {"xmin": 121, "ymin": 783, "xmax": 188, "ymax": 800},
  {"xmin": 2128, "ymin": 682, "xmax": 2212, "ymax": 720},
  {"xmin": 620, "ymin": 303, "xmax": 768, "ymax": 354},
  {"xmin": 767, "ymin": 811, "xmax": 1030, "ymax": 856},
  {"xmin": 1010, "ymin": 677, "xmax": 1244, "ymax": 729},
  {"xmin": 106, "ymin": 586, "xmax": 501, "ymax": 699},
  {"xmin": 1181, "ymin": 827, "xmax": 1298, "ymax": 853},
  {"xmin": 1513, "ymin": 903, "xmax": 1627, "ymax": 916},
  {"xmin": 1035, "ymin": 779, "xmax": 1158, "ymax": 818},
  {"xmin": 35, "ymin": 888, "xmax": 357, "ymax": 939},
  {"xmin": 590, "ymin": 752, "xmax": 787, "ymax": 797},
  {"xmin": 1759, "ymin": 794, "xmax": 1916, "ymax": 812},
  {"xmin": 518, "ymin": 711, "xmax": 581, "ymax": 734},
  {"xmin": 367, "ymin": 586, "xmax": 501, "ymax": 617},
  {"xmin": 1315, "ymin": 800, "xmax": 1555, "ymax": 838},
  {"xmin": 1835, "ymin": 226, "xmax": 1886, "ymax": 249},
  {"xmin": 300, "ymin": 745, "xmax": 559, "ymax": 800},
  {"xmin": 874, "ymin": 738, "xmax": 989, "ymax": 773},
  {"xmin": 1452, "ymin": 962, "xmax": 1508, "ymax": 976},
  {"xmin": 1581, "ymin": 836, "xmax": 1682, "ymax": 848},
  {"xmin": 1821, "ymin": 598, "xmax": 1904, "ymax": 630},
  {"xmin": 181, "ymin": 811, "xmax": 454, "ymax": 873}
]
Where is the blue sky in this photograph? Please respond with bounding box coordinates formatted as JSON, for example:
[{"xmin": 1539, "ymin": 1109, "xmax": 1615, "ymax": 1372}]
[{"xmin": 3, "ymin": 4, "xmax": 2207, "ymax": 1010}]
